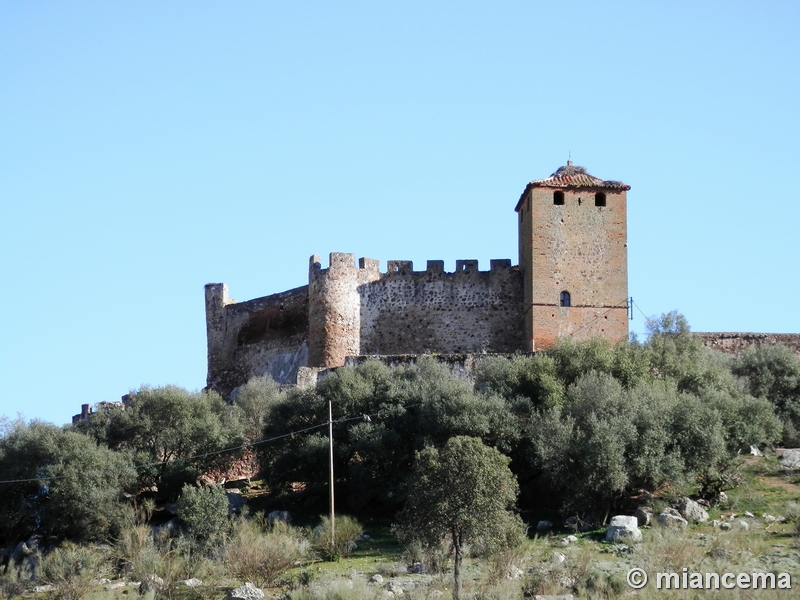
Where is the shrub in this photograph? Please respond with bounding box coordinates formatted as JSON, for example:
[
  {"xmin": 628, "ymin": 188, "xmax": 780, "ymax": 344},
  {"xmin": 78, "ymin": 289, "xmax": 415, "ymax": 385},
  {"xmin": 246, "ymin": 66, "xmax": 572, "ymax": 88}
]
[
  {"xmin": 176, "ymin": 484, "xmax": 231, "ymax": 554},
  {"xmin": 224, "ymin": 519, "xmax": 309, "ymax": 587},
  {"xmin": 37, "ymin": 542, "xmax": 108, "ymax": 600},
  {"xmin": 311, "ymin": 515, "xmax": 363, "ymax": 561}
]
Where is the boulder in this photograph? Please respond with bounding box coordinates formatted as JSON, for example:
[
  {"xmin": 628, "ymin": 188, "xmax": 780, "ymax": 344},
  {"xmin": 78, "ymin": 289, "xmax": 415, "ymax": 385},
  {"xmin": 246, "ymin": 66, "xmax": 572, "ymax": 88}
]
[
  {"xmin": 225, "ymin": 582, "xmax": 264, "ymax": 600},
  {"xmin": 676, "ymin": 498, "xmax": 709, "ymax": 523},
  {"xmin": 780, "ymin": 449, "xmax": 800, "ymax": 470},
  {"xmin": 657, "ymin": 509, "xmax": 688, "ymax": 529},
  {"xmin": 369, "ymin": 574, "xmax": 384, "ymax": 584},
  {"xmin": 735, "ymin": 519, "xmax": 749, "ymax": 531},
  {"xmin": 634, "ymin": 507, "xmax": 652, "ymax": 527},
  {"xmin": 558, "ymin": 535, "xmax": 578, "ymax": 547},
  {"xmin": 407, "ymin": 562, "xmax": 426, "ymax": 574},
  {"xmin": 536, "ymin": 520, "xmax": 553, "ymax": 532},
  {"xmin": 226, "ymin": 490, "xmax": 247, "ymax": 512},
  {"xmin": 740, "ymin": 444, "xmax": 763, "ymax": 456},
  {"xmin": 385, "ymin": 581, "xmax": 404, "ymax": 595},
  {"xmin": 605, "ymin": 515, "xmax": 642, "ymax": 543}
]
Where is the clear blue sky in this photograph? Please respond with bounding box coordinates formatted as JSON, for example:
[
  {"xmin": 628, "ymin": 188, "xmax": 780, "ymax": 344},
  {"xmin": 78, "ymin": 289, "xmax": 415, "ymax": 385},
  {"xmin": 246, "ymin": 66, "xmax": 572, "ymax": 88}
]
[{"xmin": 2, "ymin": 1, "xmax": 798, "ymax": 425}]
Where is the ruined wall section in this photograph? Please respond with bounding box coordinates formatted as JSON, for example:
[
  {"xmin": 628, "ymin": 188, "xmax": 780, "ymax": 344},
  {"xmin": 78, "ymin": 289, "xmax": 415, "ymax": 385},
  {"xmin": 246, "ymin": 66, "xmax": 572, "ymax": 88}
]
[
  {"xmin": 205, "ymin": 283, "xmax": 309, "ymax": 397},
  {"xmin": 696, "ymin": 332, "xmax": 800, "ymax": 358},
  {"xmin": 358, "ymin": 259, "xmax": 525, "ymax": 355}
]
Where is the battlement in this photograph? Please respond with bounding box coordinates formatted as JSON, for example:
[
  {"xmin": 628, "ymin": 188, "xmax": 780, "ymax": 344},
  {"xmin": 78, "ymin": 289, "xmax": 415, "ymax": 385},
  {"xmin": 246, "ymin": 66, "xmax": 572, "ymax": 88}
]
[{"xmin": 310, "ymin": 253, "xmax": 515, "ymax": 278}]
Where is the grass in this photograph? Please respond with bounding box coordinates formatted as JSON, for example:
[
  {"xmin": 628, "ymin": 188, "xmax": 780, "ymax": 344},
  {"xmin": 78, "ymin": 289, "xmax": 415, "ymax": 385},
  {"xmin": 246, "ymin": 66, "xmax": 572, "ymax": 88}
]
[{"xmin": 3, "ymin": 456, "xmax": 799, "ymax": 600}]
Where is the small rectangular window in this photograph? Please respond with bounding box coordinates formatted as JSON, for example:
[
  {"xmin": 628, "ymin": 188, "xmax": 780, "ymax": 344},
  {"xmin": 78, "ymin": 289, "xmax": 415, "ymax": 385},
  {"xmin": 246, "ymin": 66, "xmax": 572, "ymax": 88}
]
[
  {"xmin": 554, "ymin": 191, "xmax": 564, "ymax": 205},
  {"xmin": 595, "ymin": 192, "xmax": 606, "ymax": 207}
]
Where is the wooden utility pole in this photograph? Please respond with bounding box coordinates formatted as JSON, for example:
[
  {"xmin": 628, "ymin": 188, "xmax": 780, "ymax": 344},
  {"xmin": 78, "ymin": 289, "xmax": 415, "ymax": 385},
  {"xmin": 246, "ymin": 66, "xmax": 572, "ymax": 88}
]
[{"xmin": 328, "ymin": 399, "xmax": 335, "ymax": 552}]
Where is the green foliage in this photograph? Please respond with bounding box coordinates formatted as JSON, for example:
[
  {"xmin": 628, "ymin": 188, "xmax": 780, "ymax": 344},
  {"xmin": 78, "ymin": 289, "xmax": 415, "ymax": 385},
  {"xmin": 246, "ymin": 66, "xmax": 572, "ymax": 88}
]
[
  {"xmin": 474, "ymin": 354, "xmax": 565, "ymax": 408},
  {"xmin": 732, "ymin": 344, "xmax": 800, "ymax": 445},
  {"xmin": 311, "ymin": 515, "xmax": 363, "ymax": 561},
  {"xmin": 224, "ymin": 518, "xmax": 309, "ymax": 586},
  {"xmin": 231, "ymin": 375, "xmax": 283, "ymax": 441},
  {"xmin": 0, "ymin": 420, "xmax": 137, "ymax": 544},
  {"xmin": 176, "ymin": 484, "xmax": 231, "ymax": 553},
  {"xmin": 38, "ymin": 542, "xmax": 108, "ymax": 600},
  {"xmin": 260, "ymin": 357, "xmax": 522, "ymax": 511},
  {"xmin": 396, "ymin": 436, "xmax": 525, "ymax": 600},
  {"xmin": 76, "ymin": 385, "xmax": 246, "ymax": 500}
]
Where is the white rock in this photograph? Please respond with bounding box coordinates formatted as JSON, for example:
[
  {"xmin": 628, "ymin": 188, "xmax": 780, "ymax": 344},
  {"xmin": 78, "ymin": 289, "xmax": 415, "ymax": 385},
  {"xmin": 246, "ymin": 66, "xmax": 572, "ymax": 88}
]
[
  {"xmin": 369, "ymin": 574, "xmax": 384, "ymax": 584},
  {"xmin": 605, "ymin": 515, "xmax": 642, "ymax": 542},
  {"xmin": 780, "ymin": 449, "xmax": 800, "ymax": 470},
  {"xmin": 226, "ymin": 582, "xmax": 264, "ymax": 600}
]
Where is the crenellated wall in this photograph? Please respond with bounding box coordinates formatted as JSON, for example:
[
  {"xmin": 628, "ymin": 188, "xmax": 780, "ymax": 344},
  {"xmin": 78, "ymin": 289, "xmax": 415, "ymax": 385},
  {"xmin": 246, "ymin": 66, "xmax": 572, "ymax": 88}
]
[{"xmin": 358, "ymin": 258, "xmax": 524, "ymax": 355}]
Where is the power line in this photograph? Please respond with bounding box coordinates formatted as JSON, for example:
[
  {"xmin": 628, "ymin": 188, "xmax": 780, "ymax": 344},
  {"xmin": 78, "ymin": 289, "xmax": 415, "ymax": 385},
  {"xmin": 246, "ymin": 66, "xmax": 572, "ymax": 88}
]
[{"xmin": 0, "ymin": 405, "xmax": 417, "ymax": 486}]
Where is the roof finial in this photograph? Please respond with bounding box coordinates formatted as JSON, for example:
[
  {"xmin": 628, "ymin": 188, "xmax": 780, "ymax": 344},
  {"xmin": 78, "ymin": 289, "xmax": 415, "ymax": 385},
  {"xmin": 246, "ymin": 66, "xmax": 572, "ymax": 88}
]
[{"xmin": 567, "ymin": 151, "xmax": 572, "ymax": 167}]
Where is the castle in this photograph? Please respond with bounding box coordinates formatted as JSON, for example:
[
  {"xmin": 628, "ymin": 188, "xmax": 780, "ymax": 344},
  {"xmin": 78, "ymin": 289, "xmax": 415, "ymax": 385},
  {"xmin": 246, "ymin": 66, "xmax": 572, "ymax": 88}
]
[{"xmin": 204, "ymin": 162, "xmax": 632, "ymax": 397}]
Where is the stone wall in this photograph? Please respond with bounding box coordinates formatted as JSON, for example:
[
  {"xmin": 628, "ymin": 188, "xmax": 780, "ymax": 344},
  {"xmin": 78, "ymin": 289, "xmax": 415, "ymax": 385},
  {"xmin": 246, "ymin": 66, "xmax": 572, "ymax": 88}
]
[
  {"xmin": 696, "ymin": 332, "xmax": 800, "ymax": 357},
  {"xmin": 358, "ymin": 258, "xmax": 525, "ymax": 356},
  {"xmin": 205, "ymin": 283, "xmax": 309, "ymax": 397}
]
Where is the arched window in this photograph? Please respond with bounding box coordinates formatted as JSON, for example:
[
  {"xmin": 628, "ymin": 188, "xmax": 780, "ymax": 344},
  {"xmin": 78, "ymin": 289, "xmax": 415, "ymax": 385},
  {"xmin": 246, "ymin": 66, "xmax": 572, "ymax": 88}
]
[
  {"xmin": 595, "ymin": 192, "xmax": 606, "ymax": 207},
  {"xmin": 553, "ymin": 191, "xmax": 564, "ymax": 205},
  {"xmin": 560, "ymin": 291, "xmax": 571, "ymax": 307}
]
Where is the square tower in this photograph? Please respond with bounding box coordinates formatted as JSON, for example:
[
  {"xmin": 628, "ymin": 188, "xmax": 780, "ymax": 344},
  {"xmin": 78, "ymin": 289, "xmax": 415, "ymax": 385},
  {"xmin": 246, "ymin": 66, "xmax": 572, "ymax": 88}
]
[{"xmin": 516, "ymin": 162, "xmax": 630, "ymax": 351}]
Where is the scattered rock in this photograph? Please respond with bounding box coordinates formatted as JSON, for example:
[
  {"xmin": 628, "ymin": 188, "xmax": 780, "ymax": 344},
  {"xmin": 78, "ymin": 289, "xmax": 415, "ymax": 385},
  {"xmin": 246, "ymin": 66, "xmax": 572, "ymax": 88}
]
[
  {"xmin": 551, "ymin": 551, "xmax": 566, "ymax": 565},
  {"xmin": 740, "ymin": 444, "xmax": 763, "ymax": 456},
  {"xmin": 537, "ymin": 520, "xmax": 553, "ymax": 532},
  {"xmin": 743, "ymin": 511, "xmax": 755, "ymax": 519},
  {"xmin": 385, "ymin": 581, "xmax": 404, "ymax": 595},
  {"xmin": 720, "ymin": 522, "xmax": 732, "ymax": 531},
  {"xmin": 369, "ymin": 574, "xmax": 384, "ymax": 584},
  {"xmin": 225, "ymin": 582, "xmax": 265, "ymax": 600},
  {"xmin": 407, "ymin": 562, "xmax": 426, "ymax": 574},
  {"xmin": 735, "ymin": 519, "xmax": 749, "ymax": 531},
  {"xmin": 712, "ymin": 491, "xmax": 729, "ymax": 507},
  {"xmin": 506, "ymin": 565, "xmax": 524, "ymax": 579},
  {"xmin": 676, "ymin": 497, "xmax": 709, "ymax": 523},
  {"xmin": 32, "ymin": 585, "xmax": 56, "ymax": 594},
  {"xmin": 533, "ymin": 595, "xmax": 574, "ymax": 600},
  {"xmin": 558, "ymin": 535, "xmax": 578, "ymax": 547},
  {"xmin": 780, "ymin": 449, "xmax": 800, "ymax": 470},
  {"xmin": 139, "ymin": 574, "xmax": 165, "ymax": 595},
  {"xmin": 180, "ymin": 578, "xmax": 203, "ymax": 587},
  {"xmin": 634, "ymin": 507, "xmax": 652, "ymax": 527},
  {"xmin": 105, "ymin": 582, "xmax": 127, "ymax": 591},
  {"xmin": 657, "ymin": 509, "xmax": 688, "ymax": 529},
  {"xmin": 605, "ymin": 515, "xmax": 642, "ymax": 542}
]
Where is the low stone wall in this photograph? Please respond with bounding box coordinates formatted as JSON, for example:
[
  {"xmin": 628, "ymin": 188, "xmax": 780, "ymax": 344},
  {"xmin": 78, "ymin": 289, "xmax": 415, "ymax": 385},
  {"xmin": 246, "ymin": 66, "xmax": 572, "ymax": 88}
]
[{"xmin": 696, "ymin": 332, "xmax": 800, "ymax": 357}]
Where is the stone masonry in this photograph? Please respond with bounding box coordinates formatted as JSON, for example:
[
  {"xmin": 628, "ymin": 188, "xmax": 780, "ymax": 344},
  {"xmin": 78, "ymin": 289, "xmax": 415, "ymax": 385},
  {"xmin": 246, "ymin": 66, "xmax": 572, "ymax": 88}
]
[{"xmin": 204, "ymin": 163, "xmax": 632, "ymax": 397}]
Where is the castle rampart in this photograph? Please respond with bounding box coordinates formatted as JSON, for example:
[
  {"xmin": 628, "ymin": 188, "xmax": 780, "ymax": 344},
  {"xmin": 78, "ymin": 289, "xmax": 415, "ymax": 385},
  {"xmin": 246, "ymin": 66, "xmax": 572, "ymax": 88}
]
[{"xmin": 205, "ymin": 163, "xmax": 636, "ymax": 396}]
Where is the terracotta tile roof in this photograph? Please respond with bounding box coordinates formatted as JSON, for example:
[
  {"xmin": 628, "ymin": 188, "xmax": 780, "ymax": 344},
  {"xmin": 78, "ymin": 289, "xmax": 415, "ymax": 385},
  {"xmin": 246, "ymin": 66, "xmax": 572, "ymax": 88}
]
[{"xmin": 516, "ymin": 162, "xmax": 630, "ymax": 210}]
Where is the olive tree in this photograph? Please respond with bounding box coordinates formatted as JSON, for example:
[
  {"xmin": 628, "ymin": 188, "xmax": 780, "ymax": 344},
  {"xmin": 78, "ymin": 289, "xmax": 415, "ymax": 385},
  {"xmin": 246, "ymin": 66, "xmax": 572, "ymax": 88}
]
[{"xmin": 395, "ymin": 436, "xmax": 525, "ymax": 600}]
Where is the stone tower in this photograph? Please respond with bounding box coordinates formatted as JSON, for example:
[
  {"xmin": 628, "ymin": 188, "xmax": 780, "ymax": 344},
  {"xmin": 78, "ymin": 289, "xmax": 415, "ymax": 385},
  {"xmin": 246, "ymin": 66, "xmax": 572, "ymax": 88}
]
[{"xmin": 515, "ymin": 161, "xmax": 630, "ymax": 351}]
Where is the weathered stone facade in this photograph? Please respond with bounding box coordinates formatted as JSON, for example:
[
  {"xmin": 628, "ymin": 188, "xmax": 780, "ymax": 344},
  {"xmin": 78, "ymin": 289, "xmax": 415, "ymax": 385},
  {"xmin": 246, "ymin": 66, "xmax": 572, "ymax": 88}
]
[{"xmin": 206, "ymin": 163, "xmax": 635, "ymax": 396}]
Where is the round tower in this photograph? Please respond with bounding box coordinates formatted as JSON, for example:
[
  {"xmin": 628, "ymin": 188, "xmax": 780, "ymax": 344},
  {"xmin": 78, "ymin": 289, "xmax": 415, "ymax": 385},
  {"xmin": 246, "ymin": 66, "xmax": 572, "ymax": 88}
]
[{"xmin": 307, "ymin": 253, "xmax": 362, "ymax": 367}]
